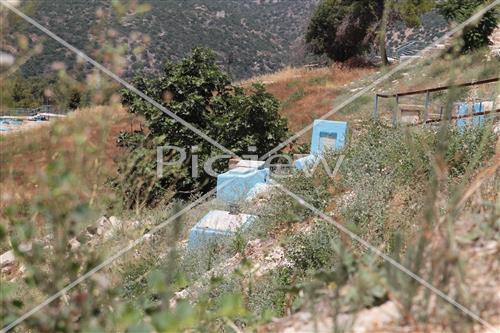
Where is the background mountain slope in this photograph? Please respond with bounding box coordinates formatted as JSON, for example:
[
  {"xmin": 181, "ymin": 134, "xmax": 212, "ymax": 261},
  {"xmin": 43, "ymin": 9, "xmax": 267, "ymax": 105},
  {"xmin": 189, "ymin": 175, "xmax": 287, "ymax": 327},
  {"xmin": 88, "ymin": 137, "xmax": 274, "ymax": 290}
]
[
  {"xmin": 15, "ymin": 0, "xmax": 320, "ymax": 80},
  {"xmin": 10, "ymin": 1, "xmax": 452, "ymax": 81}
]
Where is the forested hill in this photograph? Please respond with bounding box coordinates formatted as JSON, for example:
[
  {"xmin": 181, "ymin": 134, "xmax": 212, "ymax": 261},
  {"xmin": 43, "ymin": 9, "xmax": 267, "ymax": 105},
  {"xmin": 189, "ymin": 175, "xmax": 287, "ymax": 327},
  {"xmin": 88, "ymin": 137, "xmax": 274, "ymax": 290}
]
[{"xmin": 13, "ymin": 0, "xmax": 320, "ymax": 80}]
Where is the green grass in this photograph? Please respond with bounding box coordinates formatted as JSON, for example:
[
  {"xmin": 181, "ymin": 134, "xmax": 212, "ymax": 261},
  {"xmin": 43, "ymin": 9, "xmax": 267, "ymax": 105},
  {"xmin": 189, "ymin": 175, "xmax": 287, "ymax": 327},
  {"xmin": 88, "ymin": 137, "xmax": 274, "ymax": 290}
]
[
  {"xmin": 281, "ymin": 89, "xmax": 306, "ymax": 109},
  {"xmin": 2, "ymin": 48, "xmax": 498, "ymax": 332}
]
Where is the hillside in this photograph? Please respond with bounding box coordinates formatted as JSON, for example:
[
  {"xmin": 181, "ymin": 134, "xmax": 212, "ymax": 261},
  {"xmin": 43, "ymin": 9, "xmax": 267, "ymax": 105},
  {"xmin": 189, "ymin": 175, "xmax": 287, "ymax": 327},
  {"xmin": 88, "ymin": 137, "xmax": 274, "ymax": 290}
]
[
  {"xmin": 10, "ymin": 0, "xmax": 319, "ymax": 80},
  {"xmin": 7, "ymin": 1, "xmax": 454, "ymax": 81},
  {"xmin": 1, "ymin": 8, "xmax": 499, "ymax": 327}
]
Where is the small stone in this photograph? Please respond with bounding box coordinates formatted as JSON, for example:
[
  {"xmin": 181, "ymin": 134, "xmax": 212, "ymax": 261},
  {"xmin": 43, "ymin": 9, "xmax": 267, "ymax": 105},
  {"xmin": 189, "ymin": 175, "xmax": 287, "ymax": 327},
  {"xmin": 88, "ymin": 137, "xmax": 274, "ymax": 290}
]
[
  {"xmin": 68, "ymin": 238, "xmax": 81, "ymax": 251},
  {"xmin": 0, "ymin": 250, "xmax": 15, "ymax": 267},
  {"xmin": 109, "ymin": 216, "xmax": 120, "ymax": 228},
  {"xmin": 92, "ymin": 273, "xmax": 111, "ymax": 289},
  {"xmin": 18, "ymin": 242, "xmax": 32, "ymax": 253}
]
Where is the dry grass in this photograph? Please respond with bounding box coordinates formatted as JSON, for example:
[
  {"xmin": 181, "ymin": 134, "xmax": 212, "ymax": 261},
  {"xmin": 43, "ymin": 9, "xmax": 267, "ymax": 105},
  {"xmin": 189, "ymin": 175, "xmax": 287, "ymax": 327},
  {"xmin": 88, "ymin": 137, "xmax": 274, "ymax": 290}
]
[
  {"xmin": 0, "ymin": 105, "xmax": 140, "ymax": 211},
  {"xmin": 242, "ymin": 65, "xmax": 376, "ymax": 138},
  {"xmin": 374, "ymin": 51, "xmax": 499, "ymax": 122},
  {"xmin": 0, "ymin": 64, "xmax": 375, "ymax": 213},
  {"xmin": 1, "ymin": 52, "xmax": 495, "ymax": 210},
  {"xmin": 251, "ymin": 51, "xmax": 498, "ymax": 138}
]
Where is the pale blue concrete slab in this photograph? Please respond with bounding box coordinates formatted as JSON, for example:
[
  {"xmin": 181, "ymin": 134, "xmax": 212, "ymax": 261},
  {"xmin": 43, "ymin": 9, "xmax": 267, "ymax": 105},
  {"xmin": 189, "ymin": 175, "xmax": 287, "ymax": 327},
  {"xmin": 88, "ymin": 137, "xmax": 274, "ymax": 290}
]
[
  {"xmin": 187, "ymin": 210, "xmax": 256, "ymax": 249},
  {"xmin": 216, "ymin": 167, "xmax": 269, "ymax": 203},
  {"xmin": 294, "ymin": 154, "xmax": 318, "ymax": 170}
]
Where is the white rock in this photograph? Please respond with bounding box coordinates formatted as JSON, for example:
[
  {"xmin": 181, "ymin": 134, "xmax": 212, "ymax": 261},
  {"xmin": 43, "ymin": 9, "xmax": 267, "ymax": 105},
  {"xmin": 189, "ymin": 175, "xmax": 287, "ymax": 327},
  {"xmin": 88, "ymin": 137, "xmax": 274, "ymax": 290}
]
[
  {"xmin": 92, "ymin": 273, "xmax": 111, "ymax": 289},
  {"xmin": 68, "ymin": 238, "xmax": 81, "ymax": 251},
  {"xmin": 493, "ymin": 122, "xmax": 500, "ymax": 136},
  {"xmin": 246, "ymin": 183, "xmax": 274, "ymax": 201},
  {"xmin": 109, "ymin": 216, "xmax": 121, "ymax": 228},
  {"xmin": 0, "ymin": 250, "xmax": 15, "ymax": 267},
  {"xmin": 351, "ymin": 301, "xmax": 401, "ymax": 332},
  {"xmin": 18, "ymin": 242, "xmax": 32, "ymax": 253},
  {"xmin": 0, "ymin": 52, "xmax": 15, "ymax": 66}
]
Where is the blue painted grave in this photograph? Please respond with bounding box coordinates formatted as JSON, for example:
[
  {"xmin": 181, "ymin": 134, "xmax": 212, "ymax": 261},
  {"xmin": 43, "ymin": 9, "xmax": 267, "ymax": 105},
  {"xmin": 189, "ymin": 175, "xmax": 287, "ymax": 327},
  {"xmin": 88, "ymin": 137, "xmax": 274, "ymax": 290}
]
[
  {"xmin": 456, "ymin": 102, "xmax": 489, "ymax": 128},
  {"xmin": 294, "ymin": 154, "xmax": 319, "ymax": 171},
  {"xmin": 456, "ymin": 102, "xmax": 469, "ymax": 128},
  {"xmin": 472, "ymin": 102, "xmax": 485, "ymax": 126},
  {"xmin": 295, "ymin": 120, "xmax": 348, "ymax": 170},
  {"xmin": 216, "ymin": 167, "xmax": 269, "ymax": 203},
  {"xmin": 188, "ymin": 210, "xmax": 256, "ymax": 249}
]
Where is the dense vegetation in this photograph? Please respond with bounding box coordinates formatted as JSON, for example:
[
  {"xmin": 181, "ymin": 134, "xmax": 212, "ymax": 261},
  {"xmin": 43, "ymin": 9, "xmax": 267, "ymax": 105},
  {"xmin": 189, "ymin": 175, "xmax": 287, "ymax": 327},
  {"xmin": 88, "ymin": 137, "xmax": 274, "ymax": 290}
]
[
  {"xmin": 3, "ymin": 118, "xmax": 496, "ymax": 331},
  {"xmin": 306, "ymin": 0, "xmax": 434, "ymax": 63},
  {"xmin": 119, "ymin": 48, "xmax": 288, "ymax": 207},
  {"xmin": 1, "ymin": 74, "xmax": 106, "ymax": 111},
  {"xmin": 1, "ymin": 0, "xmax": 499, "ymax": 331},
  {"xmin": 305, "ymin": 0, "xmax": 383, "ymax": 62},
  {"xmin": 306, "ymin": 0, "xmax": 497, "ymax": 62},
  {"xmin": 9, "ymin": 0, "xmax": 318, "ymax": 81},
  {"xmin": 438, "ymin": 0, "xmax": 499, "ymax": 52}
]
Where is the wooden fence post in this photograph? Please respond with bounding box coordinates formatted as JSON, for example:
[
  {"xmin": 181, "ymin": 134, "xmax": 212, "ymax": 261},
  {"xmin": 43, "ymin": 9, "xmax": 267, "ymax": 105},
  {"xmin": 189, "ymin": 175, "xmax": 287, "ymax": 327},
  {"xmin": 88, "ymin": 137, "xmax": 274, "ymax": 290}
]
[
  {"xmin": 393, "ymin": 95, "xmax": 399, "ymax": 127},
  {"xmin": 424, "ymin": 90, "xmax": 430, "ymax": 123},
  {"xmin": 374, "ymin": 94, "xmax": 379, "ymax": 120}
]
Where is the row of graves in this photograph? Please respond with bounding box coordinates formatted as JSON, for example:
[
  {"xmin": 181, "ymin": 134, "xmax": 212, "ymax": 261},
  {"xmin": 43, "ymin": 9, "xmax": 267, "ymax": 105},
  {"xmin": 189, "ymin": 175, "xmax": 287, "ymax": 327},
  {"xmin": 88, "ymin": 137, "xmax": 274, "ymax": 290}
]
[
  {"xmin": 455, "ymin": 100, "xmax": 498, "ymax": 128},
  {"xmin": 375, "ymin": 77, "xmax": 499, "ymax": 127},
  {"xmin": 187, "ymin": 120, "xmax": 348, "ymax": 250},
  {"xmin": 399, "ymin": 99, "xmax": 499, "ymax": 126}
]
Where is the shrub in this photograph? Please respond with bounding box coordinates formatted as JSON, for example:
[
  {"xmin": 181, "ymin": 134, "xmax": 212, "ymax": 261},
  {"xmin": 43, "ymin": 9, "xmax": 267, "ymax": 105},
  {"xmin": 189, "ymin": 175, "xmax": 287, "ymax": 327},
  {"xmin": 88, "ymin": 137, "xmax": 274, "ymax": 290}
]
[
  {"xmin": 263, "ymin": 170, "xmax": 330, "ymax": 225},
  {"xmin": 305, "ymin": 0, "xmax": 381, "ymax": 61},
  {"xmin": 439, "ymin": 0, "xmax": 499, "ymax": 52},
  {"xmin": 120, "ymin": 48, "xmax": 288, "ymax": 206},
  {"xmin": 246, "ymin": 267, "xmax": 295, "ymax": 319},
  {"xmin": 337, "ymin": 123, "xmax": 424, "ymax": 240},
  {"xmin": 286, "ymin": 221, "xmax": 339, "ymax": 271},
  {"xmin": 444, "ymin": 124, "xmax": 496, "ymax": 177}
]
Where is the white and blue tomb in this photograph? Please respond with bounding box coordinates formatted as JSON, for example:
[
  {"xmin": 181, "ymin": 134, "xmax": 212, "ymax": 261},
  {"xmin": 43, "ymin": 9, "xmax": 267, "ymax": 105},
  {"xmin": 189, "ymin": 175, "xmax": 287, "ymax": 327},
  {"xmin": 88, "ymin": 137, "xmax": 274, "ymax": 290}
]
[
  {"xmin": 294, "ymin": 120, "xmax": 348, "ymax": 170},
  {"xmin": 456, "ymin": 102, "xmax": 489, "ymax": 128},
  {"xmin": 216, "ymin": 165, "xmax": 269, "ymax": 204},
  {"xmin": 187, "ymin": 210, "xmax": 257, "ymax": 250}
]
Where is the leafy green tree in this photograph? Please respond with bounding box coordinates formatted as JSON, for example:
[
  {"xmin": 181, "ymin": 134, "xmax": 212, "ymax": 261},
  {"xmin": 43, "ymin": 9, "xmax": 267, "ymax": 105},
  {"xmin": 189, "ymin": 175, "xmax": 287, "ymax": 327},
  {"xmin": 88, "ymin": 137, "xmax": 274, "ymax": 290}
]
[
  {"xmin": 439, "ymin": 0, "xmax": 498, "ymax": 52},
  {"xmin": 119, "ymin": 48, "xmax": 288, "ymax": 207},
  {"xmin": 7, "ymin": 75, "xmax": 45, "ymax": 108},
  {"xmin": 306, "ymin": 0, "xmax": 382, "ymax": 62},
  {"xmin": 378, "ymin": 0, "xmax": 434, "ymax": 64},
  {"xmin": 306, "ymin": 0, "xmax": 434, "ymax": 64}
]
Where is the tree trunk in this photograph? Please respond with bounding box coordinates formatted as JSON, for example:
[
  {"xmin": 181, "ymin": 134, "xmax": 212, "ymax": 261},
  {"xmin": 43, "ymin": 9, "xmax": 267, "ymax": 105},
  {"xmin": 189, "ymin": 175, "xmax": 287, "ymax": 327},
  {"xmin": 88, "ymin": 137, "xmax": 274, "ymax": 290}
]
[{"xmin": 378, "ymin": 0, "xmax": 390, "ymax": 66}]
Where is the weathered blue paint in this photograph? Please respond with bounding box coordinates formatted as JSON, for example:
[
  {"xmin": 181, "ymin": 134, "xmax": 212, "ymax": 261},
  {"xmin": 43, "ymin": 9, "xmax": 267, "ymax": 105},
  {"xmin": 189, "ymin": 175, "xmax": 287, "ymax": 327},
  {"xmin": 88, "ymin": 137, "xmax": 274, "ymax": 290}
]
[
  {"xmin": 216, "ymin": 167, "xmax": 269, "ymax": 203},
  {"xmin": 472, "ymin": 102, "xmax": 485, "ymax": 126},
  {"xmin": 310, "ymin": 120, "xmax": 348, "ymax": 155},
  {"xmin": 456, "ymin": 103, "xmax": 469, "ymax": 128},
  {"xmin": 295, "ymin": 120, "xmax": 348, "ymax": 170},
  {"xmin": 293, "ymin": 154, "xmax": 318, "ymax": 170},
  {"xmin": 188, "ymin": 210, "xmax": 256, "ymax": 249}
]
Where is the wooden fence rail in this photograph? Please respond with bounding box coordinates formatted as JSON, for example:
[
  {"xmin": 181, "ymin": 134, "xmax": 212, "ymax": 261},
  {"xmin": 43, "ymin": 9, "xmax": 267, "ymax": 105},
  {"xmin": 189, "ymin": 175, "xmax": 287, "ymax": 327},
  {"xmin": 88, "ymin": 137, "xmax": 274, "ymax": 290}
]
[
  {"xmin": 410, "ymin": 108, "xmax": 500, "ymax": 126},
  {"xmin": 374, "ymin": 77, "xmax": 499, "ymax": 125}
]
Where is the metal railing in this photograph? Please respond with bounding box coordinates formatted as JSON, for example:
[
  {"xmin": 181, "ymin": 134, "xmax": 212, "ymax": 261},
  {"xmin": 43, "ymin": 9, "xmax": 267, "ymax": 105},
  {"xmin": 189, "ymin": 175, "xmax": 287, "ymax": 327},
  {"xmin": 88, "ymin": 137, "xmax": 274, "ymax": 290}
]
[
  {"xmin": 373, "ymin": 77, "xmax": 499, "ymax": 126},
  {"xmin": 395, "ymin": 41, "xmax": 417, "ymax": 59},
  {"xmin": 1, "ymin": 105, "xmax": 68, "ymax": 117}
]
